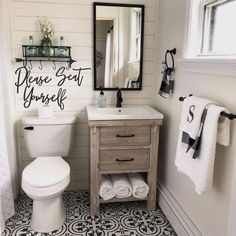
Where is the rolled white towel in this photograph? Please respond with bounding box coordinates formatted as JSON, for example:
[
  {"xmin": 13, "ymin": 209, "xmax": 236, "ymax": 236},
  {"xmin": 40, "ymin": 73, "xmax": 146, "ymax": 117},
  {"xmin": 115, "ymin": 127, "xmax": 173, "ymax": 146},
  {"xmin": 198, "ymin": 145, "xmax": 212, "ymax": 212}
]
[
  {"xmin": 127, "ymin": 173, "xmax": 149, "ymax": 199},
  {"xmin": 111, "ymin": 174, "xmax": 132, "ymax": 198},
  {"xmin": 99, "ymin": 175, "xmax": 115, "ymax": 200}
]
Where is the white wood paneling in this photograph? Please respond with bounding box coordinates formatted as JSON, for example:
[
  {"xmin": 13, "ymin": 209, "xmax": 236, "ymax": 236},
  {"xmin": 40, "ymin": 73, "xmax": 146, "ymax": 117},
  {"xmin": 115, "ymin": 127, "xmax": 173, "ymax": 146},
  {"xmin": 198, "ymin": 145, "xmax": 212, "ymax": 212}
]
[
  {"xmin": 15, "ymin": 85, "xmax": 154, "ymax": 100},
  {"xmin": 12, "ymin": 0, "xmax": 158, "ymax": 190},
  {"xmin": 12, "ymin": 2, "xmax": 92, "ymax": 19},
  {"xmin": 12, "ymin": 17, "xmax": 92, "ymax": 33},
  {"xmin": 13, "ymin": 0, "xmax": 92, "ymax": 5},
  {"xmin": 16, "ymin": 98, "xmax": 153, "ymax": 112}
]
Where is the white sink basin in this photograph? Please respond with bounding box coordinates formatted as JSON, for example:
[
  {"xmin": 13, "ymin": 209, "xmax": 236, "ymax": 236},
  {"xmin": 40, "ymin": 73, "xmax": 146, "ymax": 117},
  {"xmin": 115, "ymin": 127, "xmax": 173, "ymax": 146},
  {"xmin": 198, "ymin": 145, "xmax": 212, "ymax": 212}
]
[{"xmin": 86, "ymin": 105, "xmax": 164, "ymax": 121}]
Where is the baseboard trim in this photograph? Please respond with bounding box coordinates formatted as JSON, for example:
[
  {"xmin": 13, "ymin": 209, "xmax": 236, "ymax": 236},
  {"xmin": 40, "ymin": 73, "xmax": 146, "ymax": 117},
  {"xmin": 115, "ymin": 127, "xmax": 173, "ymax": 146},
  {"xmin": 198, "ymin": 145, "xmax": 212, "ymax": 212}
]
[{"xmin": 157, "ymin": 182, "xmax": 202, "ymax": 236}]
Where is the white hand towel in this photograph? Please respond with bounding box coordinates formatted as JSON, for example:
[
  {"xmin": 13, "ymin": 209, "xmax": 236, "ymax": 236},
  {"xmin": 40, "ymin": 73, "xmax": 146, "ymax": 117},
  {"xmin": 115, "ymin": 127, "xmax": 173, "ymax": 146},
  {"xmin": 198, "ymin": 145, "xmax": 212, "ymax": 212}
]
[
  {"xmin": 111, "ymin": 174, "xmax": 132, "ymax": 198},
  {"xmin": 127, "ymin": 173, "xmax": 149, "ymax": 199},
  {"xmin": 175, "ymin": 104, "xmax": 230, "ymax": 194},
  {"xmin": 99, "ymin": 175, "xmax": 115, "ymax": 200}
]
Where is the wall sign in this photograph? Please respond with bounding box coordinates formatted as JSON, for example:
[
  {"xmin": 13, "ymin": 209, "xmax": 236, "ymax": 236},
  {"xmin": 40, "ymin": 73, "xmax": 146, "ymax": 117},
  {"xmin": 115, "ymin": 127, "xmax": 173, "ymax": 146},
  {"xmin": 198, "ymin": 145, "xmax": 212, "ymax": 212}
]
[{"xmin": 15, "ymin": 66, "xmax": 91, "ymax": 110}]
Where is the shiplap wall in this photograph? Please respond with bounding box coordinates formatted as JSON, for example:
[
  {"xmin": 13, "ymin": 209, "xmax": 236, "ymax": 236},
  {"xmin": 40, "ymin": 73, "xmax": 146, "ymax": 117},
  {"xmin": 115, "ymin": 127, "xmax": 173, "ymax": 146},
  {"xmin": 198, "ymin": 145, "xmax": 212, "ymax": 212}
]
[{"xmin": 11, "ymin": 0, "xmax": 158, "ymax": 190}]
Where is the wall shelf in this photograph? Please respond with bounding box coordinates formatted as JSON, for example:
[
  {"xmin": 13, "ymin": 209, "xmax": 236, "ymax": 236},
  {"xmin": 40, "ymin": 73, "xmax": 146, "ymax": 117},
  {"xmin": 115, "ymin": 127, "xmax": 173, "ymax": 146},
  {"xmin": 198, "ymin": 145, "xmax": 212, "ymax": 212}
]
[{"xmin": 15, "ymin": 45, "xmax": 76, "ymax": 68}]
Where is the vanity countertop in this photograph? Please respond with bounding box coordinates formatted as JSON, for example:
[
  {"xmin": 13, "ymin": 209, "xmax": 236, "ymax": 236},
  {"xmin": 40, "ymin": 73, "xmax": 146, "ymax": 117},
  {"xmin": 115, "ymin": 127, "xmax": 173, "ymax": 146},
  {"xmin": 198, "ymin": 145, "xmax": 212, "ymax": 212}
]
[{"xmin": 86, "ymin": 105, "xmax": 164, "ymax": 121}]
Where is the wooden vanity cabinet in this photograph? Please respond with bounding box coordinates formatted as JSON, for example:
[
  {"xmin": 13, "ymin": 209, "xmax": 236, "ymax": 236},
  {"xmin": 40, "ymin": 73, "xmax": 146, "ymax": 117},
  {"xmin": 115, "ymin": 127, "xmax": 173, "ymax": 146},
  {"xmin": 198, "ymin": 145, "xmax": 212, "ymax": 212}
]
[{"xmin": 88, "ymin": 119, "xmax": 162, "ymax": 215}]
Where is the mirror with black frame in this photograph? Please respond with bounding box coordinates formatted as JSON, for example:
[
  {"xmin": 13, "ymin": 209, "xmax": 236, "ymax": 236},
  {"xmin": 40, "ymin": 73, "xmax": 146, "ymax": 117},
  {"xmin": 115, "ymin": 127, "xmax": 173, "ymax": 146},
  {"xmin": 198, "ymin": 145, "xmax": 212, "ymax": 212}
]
[{"xmin": 93, "ymin": 2, "xmax": 144, "ymax": 90}]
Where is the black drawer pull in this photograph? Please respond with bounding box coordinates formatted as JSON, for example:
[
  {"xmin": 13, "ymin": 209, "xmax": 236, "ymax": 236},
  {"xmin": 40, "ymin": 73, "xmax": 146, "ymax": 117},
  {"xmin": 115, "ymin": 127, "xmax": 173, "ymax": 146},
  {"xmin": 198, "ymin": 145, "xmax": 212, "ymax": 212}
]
[
  {"xmin": 24, "ymin": 126, "xmax": 34, "ymax": 130},
  {"xmin": 116, "ymin": 158, "xmax": 134, "ymax": 162},
  {"xmin": 116, "ymin": 134, "xmax": 135, "ymax": 138}
]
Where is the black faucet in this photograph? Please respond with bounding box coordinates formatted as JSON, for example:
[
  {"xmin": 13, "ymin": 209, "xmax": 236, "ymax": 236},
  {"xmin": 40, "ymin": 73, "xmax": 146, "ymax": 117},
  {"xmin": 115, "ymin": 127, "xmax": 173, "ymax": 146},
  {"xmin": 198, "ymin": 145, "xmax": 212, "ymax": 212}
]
[{"xmin": 116, "ymin": 88, "xmax": 123, "ymax": 107}]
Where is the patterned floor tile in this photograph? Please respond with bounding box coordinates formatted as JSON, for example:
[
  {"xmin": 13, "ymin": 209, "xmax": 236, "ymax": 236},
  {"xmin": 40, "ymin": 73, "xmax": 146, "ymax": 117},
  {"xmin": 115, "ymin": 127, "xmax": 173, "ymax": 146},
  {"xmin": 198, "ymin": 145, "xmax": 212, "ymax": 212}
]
[{"xmin": 2, "ymin": 190, "xmax": 177, "ymax": 236}]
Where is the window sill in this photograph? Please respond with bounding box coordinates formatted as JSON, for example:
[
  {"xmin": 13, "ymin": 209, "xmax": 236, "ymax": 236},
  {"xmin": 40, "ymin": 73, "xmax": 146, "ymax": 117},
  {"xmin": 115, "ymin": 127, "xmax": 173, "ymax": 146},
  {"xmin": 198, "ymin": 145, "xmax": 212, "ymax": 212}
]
[{"xmin": 177, "ymin": 58, "xmax": 236, "ymax": 77}]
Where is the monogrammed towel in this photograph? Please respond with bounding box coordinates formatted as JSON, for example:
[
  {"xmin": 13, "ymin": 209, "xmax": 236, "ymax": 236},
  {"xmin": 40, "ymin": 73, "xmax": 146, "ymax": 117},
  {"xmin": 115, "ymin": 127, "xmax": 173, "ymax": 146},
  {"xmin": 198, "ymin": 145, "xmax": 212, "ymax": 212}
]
[
  {"xmin": 175, "ymin": 97, "xmax": 230, "ymax": 194},
  {"xmin": 178, "ymin": 96, "xmax": 214, "ymax": 159}
]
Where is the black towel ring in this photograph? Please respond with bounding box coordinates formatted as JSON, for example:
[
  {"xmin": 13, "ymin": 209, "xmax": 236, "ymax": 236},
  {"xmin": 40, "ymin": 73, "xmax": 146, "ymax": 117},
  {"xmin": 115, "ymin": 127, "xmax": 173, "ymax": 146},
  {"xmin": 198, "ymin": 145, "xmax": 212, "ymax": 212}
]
[{"xmin": 164, "ymin": 48, "xmax": 176, "ymax": 70}]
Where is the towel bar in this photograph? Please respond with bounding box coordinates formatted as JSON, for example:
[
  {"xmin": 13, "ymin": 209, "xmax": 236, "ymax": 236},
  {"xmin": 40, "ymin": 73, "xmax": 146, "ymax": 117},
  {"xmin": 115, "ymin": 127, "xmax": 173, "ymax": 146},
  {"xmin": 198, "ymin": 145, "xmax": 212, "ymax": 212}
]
[{"xmin": 179, "ymin": 95, "xmax": 236, "ymax": 120}]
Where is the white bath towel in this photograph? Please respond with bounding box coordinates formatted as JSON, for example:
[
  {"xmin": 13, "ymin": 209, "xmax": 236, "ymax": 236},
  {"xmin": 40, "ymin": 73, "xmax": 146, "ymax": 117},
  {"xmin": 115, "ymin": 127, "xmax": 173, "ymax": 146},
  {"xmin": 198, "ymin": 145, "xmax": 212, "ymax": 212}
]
[
  {"xmin": 175, "ymin": 103, "xmax": 230, "ymax": 194},
  {"xmin": 179, "ymin": 96, "xmax": 215, "ymax": 159},
  {"xmin": 111, "ymin": 174, "xmax": 132, "ymax": 198},
  {"xmin": 127, "ymin": 173, "xmax": 149, "ymax": 199},
  {"xmin": 99, "ymin": 175, "xmax": 115, "ymax": 200},
  {"xmin": 180, "ymin": 96, "xmax": 214, "ymax": 135}
]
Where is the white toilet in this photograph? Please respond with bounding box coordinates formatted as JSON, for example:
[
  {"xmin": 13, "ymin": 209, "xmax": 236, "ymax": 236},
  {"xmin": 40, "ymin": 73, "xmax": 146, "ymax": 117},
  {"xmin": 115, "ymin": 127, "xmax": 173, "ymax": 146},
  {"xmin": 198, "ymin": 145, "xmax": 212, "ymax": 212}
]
[{"xmin": 21, "ymin": 116, "xmax": 76, "ymax": 233}]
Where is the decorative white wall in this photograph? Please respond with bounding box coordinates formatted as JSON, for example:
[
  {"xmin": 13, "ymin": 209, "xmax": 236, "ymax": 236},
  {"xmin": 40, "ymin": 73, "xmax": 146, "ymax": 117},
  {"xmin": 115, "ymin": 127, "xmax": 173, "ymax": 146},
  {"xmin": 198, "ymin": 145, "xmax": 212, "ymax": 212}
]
[{"xmin": 10, "ymin": 0, "xmax": 158, "ymax": 190}]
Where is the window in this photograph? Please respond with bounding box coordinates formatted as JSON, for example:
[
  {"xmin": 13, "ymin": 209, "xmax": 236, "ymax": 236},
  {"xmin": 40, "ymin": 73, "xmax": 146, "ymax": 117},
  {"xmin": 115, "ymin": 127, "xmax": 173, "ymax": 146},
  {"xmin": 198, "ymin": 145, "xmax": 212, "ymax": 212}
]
[
  {"xmin": 135, "ymin": 9, "xmax": 142, "ymax": 59},
  {"xmin": 201, "ymin": 0, "xmax": 236, "ymax": 55},
  {"xmin": 130, "ymin": 8, "xmax": 142, "ymax": 61},
  {"xmin": 186, "ymin": 0, "xmax": 236, "ymax": 58}
]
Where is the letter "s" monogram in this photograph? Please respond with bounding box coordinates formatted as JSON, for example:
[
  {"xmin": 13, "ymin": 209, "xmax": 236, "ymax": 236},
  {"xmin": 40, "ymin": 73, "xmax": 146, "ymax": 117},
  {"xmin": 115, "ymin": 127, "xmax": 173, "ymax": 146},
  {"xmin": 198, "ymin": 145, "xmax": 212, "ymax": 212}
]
[{"xmin": 187, "ymin": 105, "xmax": 195, "ymax": 123}]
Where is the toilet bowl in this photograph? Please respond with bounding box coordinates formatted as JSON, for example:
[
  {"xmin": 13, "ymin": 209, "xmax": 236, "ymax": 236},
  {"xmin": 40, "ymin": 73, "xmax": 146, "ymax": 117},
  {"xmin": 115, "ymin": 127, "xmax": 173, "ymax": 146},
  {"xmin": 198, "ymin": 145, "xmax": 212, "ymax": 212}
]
[
  {"xmin": 22, "ymin": 156, "xmax": 70, "ymax": 232},
  {"xmin": 21, "ymin": 116, "xmax": 76, "ymax": 233}
]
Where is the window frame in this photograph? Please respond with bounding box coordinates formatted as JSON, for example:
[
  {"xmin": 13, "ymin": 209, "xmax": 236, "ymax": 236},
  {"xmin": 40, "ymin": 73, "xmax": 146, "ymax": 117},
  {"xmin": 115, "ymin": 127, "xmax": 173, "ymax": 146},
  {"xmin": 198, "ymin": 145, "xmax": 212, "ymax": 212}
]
[
  {"xmin": 200, "ymin": 0, "xmax": 236, "ymax": 56},
  {"xmin": 185, "ymin": 0, "xmax": 236, "ymax": 58},
  {"xmin": 135, "ymin": 9, "xmax": 142, "ymax": 60},
  {"xmin": 180, "ymin": 0, "xmax": 236, "ymax": 76},
  {"xmin": 129, "ymin": 8, "xmax": 142, "ymax": 62}
]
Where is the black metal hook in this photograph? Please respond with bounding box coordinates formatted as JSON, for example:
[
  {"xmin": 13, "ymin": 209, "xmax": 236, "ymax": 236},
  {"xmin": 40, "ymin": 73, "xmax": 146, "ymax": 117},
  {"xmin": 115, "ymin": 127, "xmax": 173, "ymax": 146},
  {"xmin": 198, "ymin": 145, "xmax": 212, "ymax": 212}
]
[
  {"xmin": 39, "ymin": 60, "xmax": 43, "ymax": 70},
  {"xmin": 23, "ymin": 59, "xmax": 27, "ymax": 68},
  {"xmin": 52, "ymin": 60, "xmax": 56, "ymax": 70},
  {"xmin": 66, "ymin": 61, "xmax": 70, "ymax": 70},
  {"xmin": 28, "ymin": 60, "xmax": 33, "ymax": 70}
]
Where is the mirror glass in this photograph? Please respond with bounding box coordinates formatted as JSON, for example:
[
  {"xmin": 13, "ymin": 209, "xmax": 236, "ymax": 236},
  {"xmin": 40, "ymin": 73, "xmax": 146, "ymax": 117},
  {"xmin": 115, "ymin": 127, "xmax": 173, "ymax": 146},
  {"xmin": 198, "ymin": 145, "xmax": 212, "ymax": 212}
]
[{"xmin": 93, "ymin": 3, "xmax": 144, "ymax": 90}]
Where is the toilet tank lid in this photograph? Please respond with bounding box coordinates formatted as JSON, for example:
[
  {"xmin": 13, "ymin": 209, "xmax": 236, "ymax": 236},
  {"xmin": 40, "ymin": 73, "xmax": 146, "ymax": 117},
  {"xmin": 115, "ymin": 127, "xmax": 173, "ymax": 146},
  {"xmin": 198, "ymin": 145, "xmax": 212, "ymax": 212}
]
[{"xmin": 22, "ymin": 116, "xmax": 77, "ymax": 125}]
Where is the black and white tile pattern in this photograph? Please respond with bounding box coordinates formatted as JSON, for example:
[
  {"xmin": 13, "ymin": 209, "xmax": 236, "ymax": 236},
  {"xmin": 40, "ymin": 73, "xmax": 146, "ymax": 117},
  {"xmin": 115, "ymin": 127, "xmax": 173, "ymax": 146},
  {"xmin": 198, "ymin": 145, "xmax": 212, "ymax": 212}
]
[{"xmin": 2, "ymin": 190, "xmax": 177, "ymax": 236}]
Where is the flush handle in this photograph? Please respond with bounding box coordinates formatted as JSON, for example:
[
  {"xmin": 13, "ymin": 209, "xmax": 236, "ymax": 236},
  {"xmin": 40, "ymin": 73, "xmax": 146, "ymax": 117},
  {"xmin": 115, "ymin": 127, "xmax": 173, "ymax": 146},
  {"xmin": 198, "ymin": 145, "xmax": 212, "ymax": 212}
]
[
  {"xmin": 116, "ymin": 134, "xmax": 135, "ymax": 138},
  {"xmin": 24, "ymin": 126, "xmax": 34, "ymax": 130}
]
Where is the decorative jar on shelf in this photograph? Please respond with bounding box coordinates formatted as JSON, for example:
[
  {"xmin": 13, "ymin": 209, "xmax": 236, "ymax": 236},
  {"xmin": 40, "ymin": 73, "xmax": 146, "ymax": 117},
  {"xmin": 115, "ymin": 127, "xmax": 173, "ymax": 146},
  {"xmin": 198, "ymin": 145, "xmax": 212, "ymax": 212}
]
[
  {"xmin": 40, "ymin": 37, "xmax": 54, "ymax": 57},
  {"xmin": 26, "ymin": 36, "xmax": 37, "ymax": 56}
]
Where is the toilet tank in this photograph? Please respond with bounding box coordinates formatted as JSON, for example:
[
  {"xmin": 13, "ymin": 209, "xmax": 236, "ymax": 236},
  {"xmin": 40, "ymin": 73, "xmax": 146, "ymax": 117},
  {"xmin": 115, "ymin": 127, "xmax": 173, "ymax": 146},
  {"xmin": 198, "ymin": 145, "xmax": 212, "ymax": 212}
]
[{"xmin": 22, "ymin": 116, "xmax": 77, "ymax": 158}]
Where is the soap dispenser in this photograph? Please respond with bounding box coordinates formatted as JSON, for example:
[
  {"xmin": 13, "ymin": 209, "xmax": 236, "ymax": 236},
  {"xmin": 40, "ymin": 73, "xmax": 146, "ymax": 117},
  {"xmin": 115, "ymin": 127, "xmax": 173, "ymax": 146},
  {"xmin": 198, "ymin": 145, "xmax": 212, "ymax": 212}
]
[{"xmin": 97, "ymin": 89, "xmax": 107, "ymax": 108}]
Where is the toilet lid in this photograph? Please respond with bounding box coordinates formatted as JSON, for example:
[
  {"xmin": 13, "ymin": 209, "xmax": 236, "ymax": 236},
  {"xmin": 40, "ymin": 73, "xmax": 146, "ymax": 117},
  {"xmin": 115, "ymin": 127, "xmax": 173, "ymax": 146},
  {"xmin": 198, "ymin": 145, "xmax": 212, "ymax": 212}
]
[{"xmin": 22, "ymin": 156, "xmax": 70, "ymax": 188}]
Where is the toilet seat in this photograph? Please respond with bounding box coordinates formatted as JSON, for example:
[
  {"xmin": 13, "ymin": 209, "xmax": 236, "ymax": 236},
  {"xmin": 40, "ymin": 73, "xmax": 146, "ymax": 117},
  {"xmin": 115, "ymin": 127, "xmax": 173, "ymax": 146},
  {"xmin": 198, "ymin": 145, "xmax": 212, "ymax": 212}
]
[{"xmin": 22, "ymin": 156, "xmax": 70, "ymax": 188}]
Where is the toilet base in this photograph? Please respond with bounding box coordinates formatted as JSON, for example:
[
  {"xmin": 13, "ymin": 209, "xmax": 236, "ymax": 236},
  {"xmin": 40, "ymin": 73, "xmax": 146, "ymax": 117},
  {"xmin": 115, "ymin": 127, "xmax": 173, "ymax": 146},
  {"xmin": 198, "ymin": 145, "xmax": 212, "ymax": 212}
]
[{"xmin": 30, "ymin": 195, "xmax": 65, "ymax": 233}]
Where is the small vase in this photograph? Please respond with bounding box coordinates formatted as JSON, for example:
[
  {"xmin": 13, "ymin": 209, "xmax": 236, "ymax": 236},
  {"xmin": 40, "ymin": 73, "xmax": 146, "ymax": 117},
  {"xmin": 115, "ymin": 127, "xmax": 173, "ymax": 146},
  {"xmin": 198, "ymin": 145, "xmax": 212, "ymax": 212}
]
[
  {"xmin": 40, "ymin": 39, "xmax": 54, "ymax": 57},
  {"xmin": 41, "ymin": 45, "xmax": 54, "ymax": 57}
]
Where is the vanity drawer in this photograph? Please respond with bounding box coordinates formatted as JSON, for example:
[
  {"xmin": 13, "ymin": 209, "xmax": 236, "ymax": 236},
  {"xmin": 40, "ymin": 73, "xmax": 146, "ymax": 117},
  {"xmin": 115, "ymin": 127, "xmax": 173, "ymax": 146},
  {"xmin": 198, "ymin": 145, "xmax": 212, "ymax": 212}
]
[
  {"xmin": 100, "ymin": 126, "xmax": 151, "ymax": 146},
  {"xmin": 99, "ymin": 149, "xmax": 150, "ymax": 171}
]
